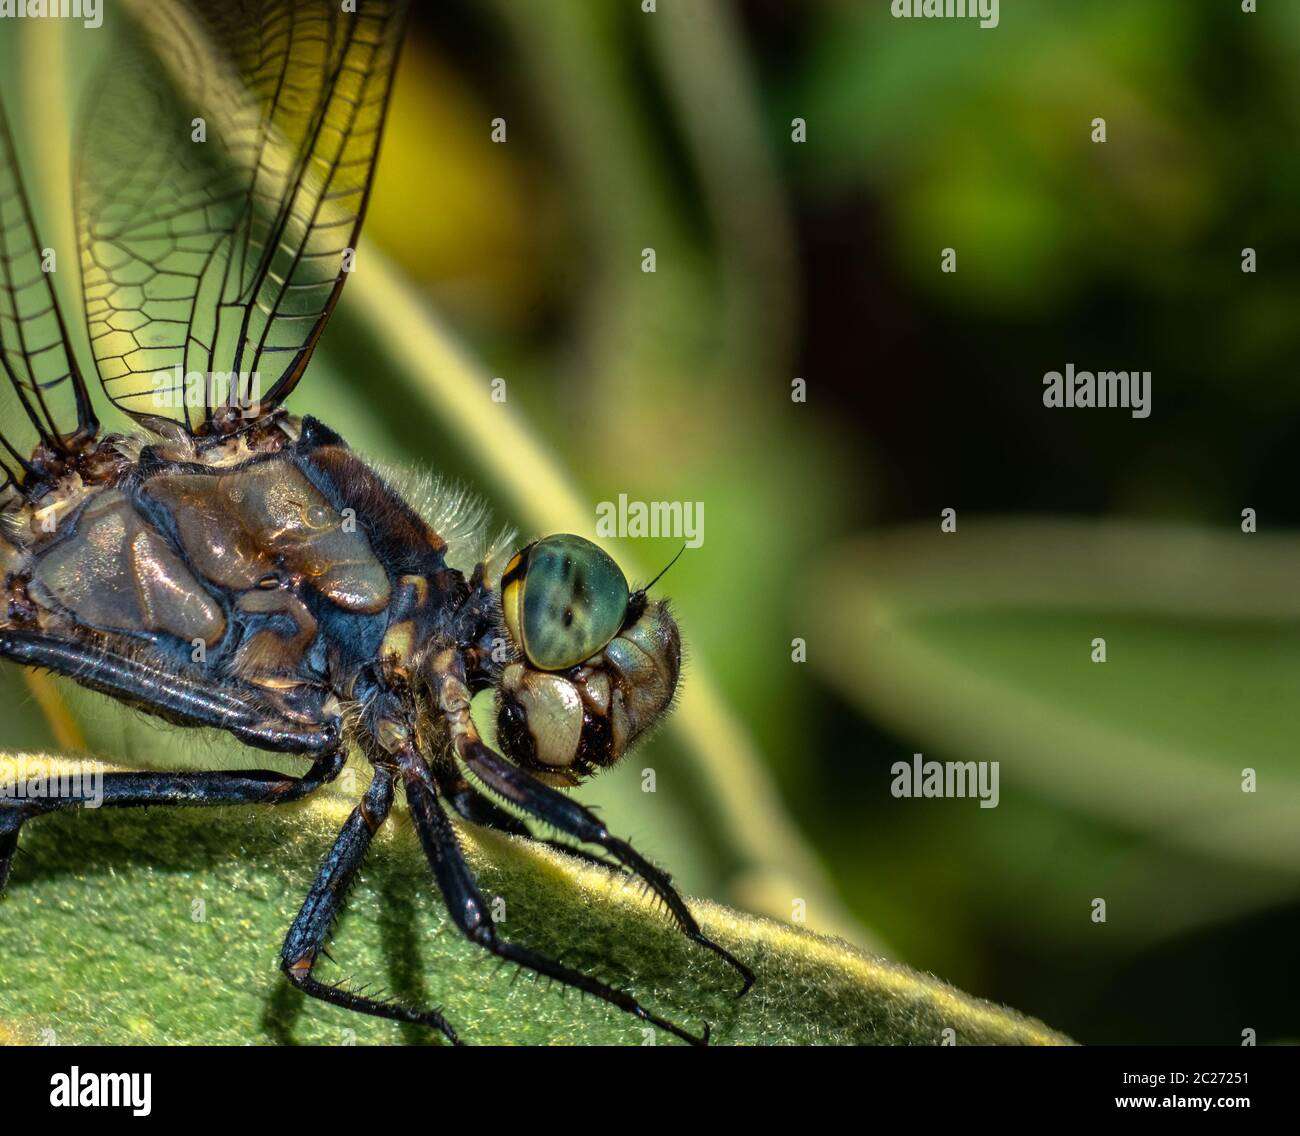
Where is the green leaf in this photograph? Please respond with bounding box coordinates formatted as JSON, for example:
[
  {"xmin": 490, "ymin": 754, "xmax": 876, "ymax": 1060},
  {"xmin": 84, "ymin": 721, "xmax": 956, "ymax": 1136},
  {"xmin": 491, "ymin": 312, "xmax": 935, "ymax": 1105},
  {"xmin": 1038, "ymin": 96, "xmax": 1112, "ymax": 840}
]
[
  {"xmin": 806, "ymin": 519, "xmax": 1300, "ymax": 876},
  {"xmin": 0, "ymin": 755, "xmax": 1069, "ymax": 1046}
]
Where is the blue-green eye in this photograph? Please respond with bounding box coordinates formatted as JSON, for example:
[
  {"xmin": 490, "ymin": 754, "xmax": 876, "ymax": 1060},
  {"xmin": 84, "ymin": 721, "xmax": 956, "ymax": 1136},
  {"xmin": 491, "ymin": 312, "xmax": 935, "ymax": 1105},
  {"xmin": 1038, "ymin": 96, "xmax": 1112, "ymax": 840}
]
[{"xmin": 501, "ymin": 535, "xmax": 629, "ymax": 670}]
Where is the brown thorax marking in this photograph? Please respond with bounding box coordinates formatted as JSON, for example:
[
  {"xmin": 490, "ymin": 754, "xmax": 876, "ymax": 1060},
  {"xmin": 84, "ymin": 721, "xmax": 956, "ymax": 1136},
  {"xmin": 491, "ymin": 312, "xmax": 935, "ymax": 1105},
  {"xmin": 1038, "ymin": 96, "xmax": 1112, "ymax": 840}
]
[
  {"xmin": 378, "ymin": 620, "xmax": 416, "ymax": 685},
  {"xmin": 141, "ymin": 457, "xmax": 391, "ymax": 614},
  {"xmin": 232, "ymin": 588, "xmax": 318, "ymax": 682},
  {"xmin": 377, "ymin": 575, "xmax": 434, "ymax": 684},
  {"xmin": 28, "ymin": 488, "xmax": 227, "ymax": 646},
  {"xmin": 430, "ymin": 647, "xmax": 475, "ymax": 747}
]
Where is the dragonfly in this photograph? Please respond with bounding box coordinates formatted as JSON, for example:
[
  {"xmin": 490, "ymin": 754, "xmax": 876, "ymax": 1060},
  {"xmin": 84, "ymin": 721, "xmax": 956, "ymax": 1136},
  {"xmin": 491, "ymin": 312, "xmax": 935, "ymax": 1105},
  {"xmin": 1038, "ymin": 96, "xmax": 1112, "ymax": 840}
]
[{"xmin": 0, "ymin": 0, "xmax": 750, "ymax": 1045}]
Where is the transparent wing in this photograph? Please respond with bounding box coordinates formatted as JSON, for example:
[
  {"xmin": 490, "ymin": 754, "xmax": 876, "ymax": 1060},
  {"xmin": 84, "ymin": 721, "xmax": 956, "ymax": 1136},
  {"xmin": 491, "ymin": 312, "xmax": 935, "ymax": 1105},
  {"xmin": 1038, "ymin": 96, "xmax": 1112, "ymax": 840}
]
[
  {"xmin": 0, "ymin": 101, "xmax": 98, "ymax": 493},
  {"xmin": 78, "ymin": 0, "xmax": 409, "ymax": 434}
]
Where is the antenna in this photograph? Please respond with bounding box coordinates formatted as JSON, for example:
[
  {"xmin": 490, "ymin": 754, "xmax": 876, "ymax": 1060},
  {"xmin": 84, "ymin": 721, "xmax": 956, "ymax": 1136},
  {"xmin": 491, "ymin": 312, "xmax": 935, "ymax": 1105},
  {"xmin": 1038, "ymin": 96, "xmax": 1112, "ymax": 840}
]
[{"xmin": 635, "ymin": 543, "xmax": 687, "ymax": 596}]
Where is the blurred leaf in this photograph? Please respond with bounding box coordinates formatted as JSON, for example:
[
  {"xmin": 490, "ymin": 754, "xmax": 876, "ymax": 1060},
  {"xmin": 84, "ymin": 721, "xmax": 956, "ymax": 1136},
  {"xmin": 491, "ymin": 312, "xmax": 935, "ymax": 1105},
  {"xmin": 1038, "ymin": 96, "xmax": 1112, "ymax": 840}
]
[
  {"xmin": 0, "ymin": 756, "xmax": 1069, "ymax": 1046},
  {"xmin": 792, "ymin": 0, "xmax": 1220, "ymax": 311},
  {"xmin": 807, "ymin": 519, "xmax": 1300, "ymax": 875}
]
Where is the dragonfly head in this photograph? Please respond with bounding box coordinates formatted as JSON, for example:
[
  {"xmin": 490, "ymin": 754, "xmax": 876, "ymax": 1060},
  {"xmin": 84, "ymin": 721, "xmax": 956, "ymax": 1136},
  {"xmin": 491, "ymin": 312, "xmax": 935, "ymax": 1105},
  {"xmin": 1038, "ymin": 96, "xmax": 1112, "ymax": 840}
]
[{"xmin": 494, "ymin": 534, "xmax": 681, "ymax": 785}]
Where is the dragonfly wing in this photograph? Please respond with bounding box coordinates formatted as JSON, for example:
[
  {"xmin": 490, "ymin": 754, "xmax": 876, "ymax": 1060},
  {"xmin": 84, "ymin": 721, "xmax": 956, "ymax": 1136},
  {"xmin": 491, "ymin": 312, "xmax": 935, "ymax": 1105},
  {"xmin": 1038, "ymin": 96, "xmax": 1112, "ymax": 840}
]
[
  {"xmin": 78, "ymin": 0, "xmax": 409, "ymax": 435},
  {"xmin": 0, "ymin": 101, "xmax": 98, "ymax": 494}
]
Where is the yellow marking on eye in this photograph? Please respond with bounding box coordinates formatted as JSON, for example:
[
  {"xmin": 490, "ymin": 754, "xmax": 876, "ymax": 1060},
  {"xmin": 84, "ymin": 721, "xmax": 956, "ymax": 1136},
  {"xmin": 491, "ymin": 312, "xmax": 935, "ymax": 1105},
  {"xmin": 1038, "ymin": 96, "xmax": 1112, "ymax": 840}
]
[{"xmin": 502, "ymin": 576, "xmax": 525, "ymax": 655}]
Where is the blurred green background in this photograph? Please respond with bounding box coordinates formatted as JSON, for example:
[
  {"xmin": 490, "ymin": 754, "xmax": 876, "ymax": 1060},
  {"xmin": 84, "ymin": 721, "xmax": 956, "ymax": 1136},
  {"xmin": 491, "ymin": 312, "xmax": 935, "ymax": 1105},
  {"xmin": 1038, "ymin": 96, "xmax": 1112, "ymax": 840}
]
[{"xmin": 3, "ymin": 0, "xmax": 1299, "ymax": 1045}]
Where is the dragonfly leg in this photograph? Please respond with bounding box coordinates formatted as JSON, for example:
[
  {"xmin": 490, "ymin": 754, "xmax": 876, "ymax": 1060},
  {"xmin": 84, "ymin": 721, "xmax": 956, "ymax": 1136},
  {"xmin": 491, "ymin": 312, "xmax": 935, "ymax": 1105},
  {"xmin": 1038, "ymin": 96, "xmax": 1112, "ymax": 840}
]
[
  {"xmin": 427, "ymin": 651, "xmax": 754, "ymax": 997},
  {"xmin": 439, "ymin": 771, "xmax": 628, "ymax": 875},
  {"xmin": 0, "ymin": 747, "xmax": 346, "ymax": 894},
  {"xmin": 0, "ymin": 629, "xmax": 341, "ymax": 754},
  {"xmin": 402, "ymin": 757, "xmax": 709, "ymax": 1046},
  {"xmin": 278, "ymin": 765, "xmax": 461, "ymax": 1045}
]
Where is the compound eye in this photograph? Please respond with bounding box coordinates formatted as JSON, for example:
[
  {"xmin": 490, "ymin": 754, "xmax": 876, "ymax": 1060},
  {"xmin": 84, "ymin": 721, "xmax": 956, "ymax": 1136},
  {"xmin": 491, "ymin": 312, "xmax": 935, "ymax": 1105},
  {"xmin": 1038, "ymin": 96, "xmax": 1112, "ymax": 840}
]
[{"xmin": 504, "ymin": 534, "xmax": 629, "ymax": 671}]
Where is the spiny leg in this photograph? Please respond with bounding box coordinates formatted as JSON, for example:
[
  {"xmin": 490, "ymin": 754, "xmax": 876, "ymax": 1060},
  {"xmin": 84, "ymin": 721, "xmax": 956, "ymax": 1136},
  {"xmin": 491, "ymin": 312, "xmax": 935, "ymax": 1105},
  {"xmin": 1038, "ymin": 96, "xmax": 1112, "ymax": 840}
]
[
  {"xmin": 0, "ymin": 748, "xmax": 345, "ymax": 894},
  {"xmin": 429, "ymin": 652, "xmax": 753, "ymax": 996},
  {"xmin": 403, "ymin": 759, "xmax": 708, "ymax": 1046},
  {"xmin": 278, "ymin": 766, "xmax": 459, "ymax": 1045},
  {"xmin": 0, "ymin": 630, "xmax": 346, "ymax": 893},
  {"xmin": 440, "ymin": 771, "xmax": 627, "ymax": 875}
]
